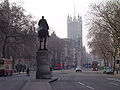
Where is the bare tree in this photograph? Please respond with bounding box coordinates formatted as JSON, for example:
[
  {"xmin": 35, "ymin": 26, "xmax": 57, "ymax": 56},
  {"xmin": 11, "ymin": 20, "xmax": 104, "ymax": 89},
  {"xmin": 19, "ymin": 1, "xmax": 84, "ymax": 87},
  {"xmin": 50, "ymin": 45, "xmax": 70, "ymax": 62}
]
[
  {"xmin": 87, "ymin": 0, "xmax": 120, "ymax": 71},
  {"xmin": 0, "ymin": 0, "xmax": 37, "ymax": 70}
]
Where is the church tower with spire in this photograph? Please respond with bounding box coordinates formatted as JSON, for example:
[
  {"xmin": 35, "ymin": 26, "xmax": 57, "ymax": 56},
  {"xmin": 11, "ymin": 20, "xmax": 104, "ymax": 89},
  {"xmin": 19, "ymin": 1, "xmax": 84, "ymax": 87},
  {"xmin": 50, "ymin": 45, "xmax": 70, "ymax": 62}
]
[{"xmin": 67, "ymin": 14, "xmax": 82, "ymax": 47}]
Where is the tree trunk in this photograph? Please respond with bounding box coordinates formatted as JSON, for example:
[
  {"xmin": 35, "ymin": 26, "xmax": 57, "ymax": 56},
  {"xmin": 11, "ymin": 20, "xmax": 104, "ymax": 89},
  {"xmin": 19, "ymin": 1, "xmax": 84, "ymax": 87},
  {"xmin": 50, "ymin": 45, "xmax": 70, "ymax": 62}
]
[
  {"xmin": 104, "ymin": 59, "xmax": 107, "ymax": 67},
  {"xmin": 106, "ymin": 59, "xmax": 109, "ymax": 67},
  {"xmin": 113, "ymin": 56, "xmax": 116, "ymax": 73},
  {"xmin": 2, "ymin": 40, "xmax": 7, "ymax": 58},
  {"xmin": 12, "ymin": 44, "xmax": 17, "ymax": 71}
]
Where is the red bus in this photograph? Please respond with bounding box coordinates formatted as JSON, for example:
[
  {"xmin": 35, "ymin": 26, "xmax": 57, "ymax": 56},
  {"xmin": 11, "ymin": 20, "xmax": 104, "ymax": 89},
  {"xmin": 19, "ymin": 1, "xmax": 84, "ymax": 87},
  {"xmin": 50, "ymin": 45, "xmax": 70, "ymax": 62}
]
[
  {"xmin": 91, "ymin": 61, "xmax": 98, "ymax": 71},
  {"xmin": 92, "ymin": 61, "xmax": 98, "ymax": 67},
  {"xmin": 56, "ymin": 63, "xmax": 65, "ymax": 70},
  {"xmin": 0, "ymin": 58, "xmax": 13, "ymax": 76}
]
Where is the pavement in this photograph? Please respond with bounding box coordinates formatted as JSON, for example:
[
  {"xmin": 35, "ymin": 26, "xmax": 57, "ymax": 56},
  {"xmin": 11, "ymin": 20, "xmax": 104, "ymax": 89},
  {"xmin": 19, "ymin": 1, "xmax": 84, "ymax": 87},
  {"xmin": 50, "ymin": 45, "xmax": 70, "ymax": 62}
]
[
  {"xmin": 115, "ymin": 73, "xmax": 120, "ymax": 77},
  {"xmin": 22, "ymin": 76, "xmax": 58, "ymax": 90}
]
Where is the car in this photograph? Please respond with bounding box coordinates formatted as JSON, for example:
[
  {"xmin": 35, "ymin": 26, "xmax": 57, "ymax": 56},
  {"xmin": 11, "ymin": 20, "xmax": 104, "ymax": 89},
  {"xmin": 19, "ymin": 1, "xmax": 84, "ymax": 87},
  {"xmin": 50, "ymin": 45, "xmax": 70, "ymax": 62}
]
[
  {"xmin": 76, "ymin": 67, "xmax": 82, "ymax": 72},
  {"xmin": 103, "ymin": 67, "xmax": 109, "ymax": 73},
  {"xmin": 92, "ymin": 66, "xmax": 98, "ymax": 71},
  {"xmin": 103, "ymin": 67, "xmax": 114, "ymax": 74}
]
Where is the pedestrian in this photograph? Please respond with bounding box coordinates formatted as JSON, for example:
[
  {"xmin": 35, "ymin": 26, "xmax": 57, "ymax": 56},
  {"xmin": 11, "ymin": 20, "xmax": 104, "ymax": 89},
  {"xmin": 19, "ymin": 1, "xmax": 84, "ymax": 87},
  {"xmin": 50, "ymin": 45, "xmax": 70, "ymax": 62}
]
[
  {"xmin": 26, "ymin": 68, "xmax": 30, "ymax": 76},
  {"xmin": 50, "ymin": 67, "xmax": 52, "ymax": 71}
]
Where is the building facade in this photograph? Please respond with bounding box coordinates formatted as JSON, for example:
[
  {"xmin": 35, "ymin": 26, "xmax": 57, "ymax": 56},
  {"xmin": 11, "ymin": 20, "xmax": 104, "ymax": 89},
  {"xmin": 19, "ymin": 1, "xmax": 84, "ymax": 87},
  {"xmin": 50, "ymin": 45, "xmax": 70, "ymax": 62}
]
[{"xmin": 67, "ymin": 14, "xmax": 83, "ymax": 67}]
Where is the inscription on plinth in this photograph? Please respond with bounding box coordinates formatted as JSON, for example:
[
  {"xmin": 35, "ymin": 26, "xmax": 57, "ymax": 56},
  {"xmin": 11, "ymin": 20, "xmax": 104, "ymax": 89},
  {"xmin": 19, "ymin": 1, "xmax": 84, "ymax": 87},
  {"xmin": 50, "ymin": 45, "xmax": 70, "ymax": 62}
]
[{"xmin": 36, "ymin": 51, "xmax": 51, "ymax": 79}]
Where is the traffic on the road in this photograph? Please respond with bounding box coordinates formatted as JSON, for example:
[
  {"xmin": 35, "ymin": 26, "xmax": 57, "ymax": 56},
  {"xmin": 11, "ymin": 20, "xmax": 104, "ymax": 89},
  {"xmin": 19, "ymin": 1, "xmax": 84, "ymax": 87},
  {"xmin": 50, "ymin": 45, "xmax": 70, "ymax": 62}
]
[{"xmin": 50, "ymin": 69, "xmax": 120, "ymax": 90}]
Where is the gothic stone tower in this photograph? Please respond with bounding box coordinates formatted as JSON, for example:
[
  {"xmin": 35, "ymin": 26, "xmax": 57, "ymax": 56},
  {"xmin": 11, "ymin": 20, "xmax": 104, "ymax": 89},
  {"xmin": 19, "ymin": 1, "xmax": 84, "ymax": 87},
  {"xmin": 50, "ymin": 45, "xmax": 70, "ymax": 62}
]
[{"xmin": 67, "ymin": 14, "xmax": 82, "ymax": 48}]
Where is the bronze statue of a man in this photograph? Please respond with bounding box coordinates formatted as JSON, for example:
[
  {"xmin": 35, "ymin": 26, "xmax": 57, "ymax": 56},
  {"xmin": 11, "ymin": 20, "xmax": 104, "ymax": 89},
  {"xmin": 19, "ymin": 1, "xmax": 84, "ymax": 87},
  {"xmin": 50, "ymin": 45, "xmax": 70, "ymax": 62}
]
[{"xmin": 38, "ymin": 16, "xmax": 49, "ymax": 50}]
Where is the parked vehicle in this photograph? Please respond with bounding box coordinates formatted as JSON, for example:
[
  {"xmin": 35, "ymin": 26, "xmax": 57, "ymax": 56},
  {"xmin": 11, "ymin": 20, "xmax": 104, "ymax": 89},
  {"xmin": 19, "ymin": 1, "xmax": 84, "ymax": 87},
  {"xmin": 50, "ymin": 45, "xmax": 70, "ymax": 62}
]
[
  {"xmin": 0, "ymin": 58, "xmax": 13, "ymax": 76},
  {"xmin": 76, "ymin": 66, "xmax": 82, "ymax": 72},
  {"xmin": 103, "ymin": 67, "xmax": 114, "ymax": 74}
]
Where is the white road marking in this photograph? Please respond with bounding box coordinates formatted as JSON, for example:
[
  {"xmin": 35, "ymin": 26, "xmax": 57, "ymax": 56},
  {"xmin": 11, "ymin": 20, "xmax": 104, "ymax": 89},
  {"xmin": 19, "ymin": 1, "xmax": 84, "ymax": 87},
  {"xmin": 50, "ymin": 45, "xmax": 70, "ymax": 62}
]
[
  {"xmin": 107, "ymin": 78, "xmax": 120, "ymax": 82},
  {"xmin": 110, "ymin": 82, "xmax": 119, "ymax": 86},
  {"xmin": 86, "ymin": 86, "xmax": 95, "ymax": 90},
  {"xmin": 78, "ymin": 82, "xmax": 85, "ymax": 85},
  {"xmin": 78, "ymin": 82, "xmax": 94, "ymax": 90}
]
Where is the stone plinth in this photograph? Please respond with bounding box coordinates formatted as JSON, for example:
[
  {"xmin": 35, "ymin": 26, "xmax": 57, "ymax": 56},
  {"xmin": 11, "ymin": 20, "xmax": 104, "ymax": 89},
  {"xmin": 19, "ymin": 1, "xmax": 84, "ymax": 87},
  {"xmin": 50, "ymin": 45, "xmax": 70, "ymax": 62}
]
[{"xmin": 36, "ymin": 50, "xmax": 51, "ymax": 79}]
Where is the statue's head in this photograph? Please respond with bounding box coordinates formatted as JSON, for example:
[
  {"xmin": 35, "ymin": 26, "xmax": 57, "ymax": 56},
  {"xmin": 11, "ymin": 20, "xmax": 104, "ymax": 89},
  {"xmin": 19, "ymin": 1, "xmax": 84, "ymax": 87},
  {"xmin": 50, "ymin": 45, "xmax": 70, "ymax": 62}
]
[{"xmin": 42, "ymin": 16, "xmax": 44, "ymax": 19}]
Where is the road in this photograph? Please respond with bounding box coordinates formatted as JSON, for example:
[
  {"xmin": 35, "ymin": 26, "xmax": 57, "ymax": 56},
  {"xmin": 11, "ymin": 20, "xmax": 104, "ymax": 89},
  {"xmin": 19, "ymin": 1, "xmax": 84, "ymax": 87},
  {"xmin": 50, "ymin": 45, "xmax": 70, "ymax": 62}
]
[
  {"xmin": 50, "ymin": 69, "xmax": 120, "ymax": 90},
  {"xmin": 0, "ymin": 72, "xmax": 35, "ymax": 90}
]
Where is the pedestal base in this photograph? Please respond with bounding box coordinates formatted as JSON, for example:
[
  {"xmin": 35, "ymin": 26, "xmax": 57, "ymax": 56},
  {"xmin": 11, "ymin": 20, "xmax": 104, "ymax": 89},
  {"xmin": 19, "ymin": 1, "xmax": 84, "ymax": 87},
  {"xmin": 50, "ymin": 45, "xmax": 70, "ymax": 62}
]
[{"xmin": 36, "ymin": 50, "xmax": 51, "ymax": 79}]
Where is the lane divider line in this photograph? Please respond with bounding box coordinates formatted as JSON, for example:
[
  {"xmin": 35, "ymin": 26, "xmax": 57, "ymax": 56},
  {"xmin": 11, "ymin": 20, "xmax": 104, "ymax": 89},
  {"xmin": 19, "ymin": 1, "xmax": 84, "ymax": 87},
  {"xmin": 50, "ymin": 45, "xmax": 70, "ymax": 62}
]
[
  {"xmin": 107, "ymin": 78, "xmax": 120, "ymax": 82},
  {"xmin": 78, "ymin": 82, "xmax": 94, "ymax": 90},
  {"xmin": 110, "ymin": 82, "xmax": 119, "ymax": 86},
  {"xmin": 78, "ymin": 82, "xmax": 85, "ymax": 86},
  {"xmin": 86, "ymin": 85, "xmax": 95, "ymax": 90}
]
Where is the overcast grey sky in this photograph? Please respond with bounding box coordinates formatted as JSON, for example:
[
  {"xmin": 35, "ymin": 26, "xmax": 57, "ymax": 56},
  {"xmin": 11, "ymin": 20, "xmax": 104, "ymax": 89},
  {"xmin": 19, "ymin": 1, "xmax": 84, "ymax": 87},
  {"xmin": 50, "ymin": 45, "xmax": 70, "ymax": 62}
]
[
  {"xmin": 8, "ymin": 0, "xmax": 106, "ymax": 51},
  {"xmin": 9, "ymin": 0, "xmax": 98, "ymax": 37}
]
